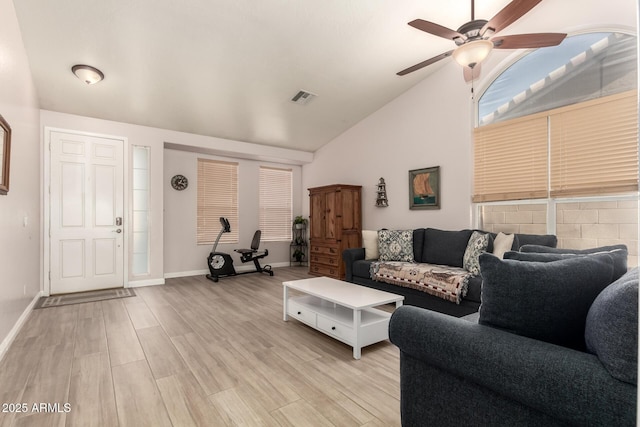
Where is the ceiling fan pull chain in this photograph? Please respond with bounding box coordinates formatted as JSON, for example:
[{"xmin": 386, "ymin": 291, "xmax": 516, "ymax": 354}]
[{"xmin": 470, "ymin": 76, "xmax": 474, "ymax": 100}]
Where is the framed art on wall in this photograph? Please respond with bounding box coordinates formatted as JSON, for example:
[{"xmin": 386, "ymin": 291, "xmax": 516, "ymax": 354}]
[
  {"xmin": 409, "ymin": 166, "xmax": 440, "ymax": 209},
  {"xmin": 0, "ymin": 114, "xmax": 11, "ymax": 195}
]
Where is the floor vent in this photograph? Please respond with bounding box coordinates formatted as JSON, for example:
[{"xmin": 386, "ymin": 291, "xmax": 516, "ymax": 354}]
[{"xmin": 291, "ymin": 90, "xmax": 317, "ymax": 105}]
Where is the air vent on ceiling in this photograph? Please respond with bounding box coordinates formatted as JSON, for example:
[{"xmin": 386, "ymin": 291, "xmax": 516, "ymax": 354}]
[{"xmin": 291, "ymin": 90, "xmax": 317, "ymax": 105}]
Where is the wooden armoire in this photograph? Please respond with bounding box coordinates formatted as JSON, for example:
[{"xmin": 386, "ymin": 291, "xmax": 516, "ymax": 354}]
[{"xmin": 308, "ymin": 184, "xmax": 362, "ymax": 279}]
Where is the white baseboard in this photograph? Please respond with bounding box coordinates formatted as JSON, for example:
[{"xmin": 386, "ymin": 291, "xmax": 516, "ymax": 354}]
[
  {"xmin": 164, "ymin": 269, "xmax": 209, "ymax": 279},
  {"xmin": 128, "ymin": 278, "xmax": 166, "ymax": 288},
  {"xmin": 164, "ymin": 262, "xmax": 291, "ymax": 279},
  {"xmin": 0, "ymin": 291, "xmax": 43, "ymax": 363},
  {"xmin": 259, "ymin": 262, "xmax": 290, "ymax": 269}
]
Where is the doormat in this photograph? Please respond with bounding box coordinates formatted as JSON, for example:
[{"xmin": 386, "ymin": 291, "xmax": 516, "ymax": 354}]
[{"xmin": 34, "ymin": 288, "xmax": 136, "ymax": 309}]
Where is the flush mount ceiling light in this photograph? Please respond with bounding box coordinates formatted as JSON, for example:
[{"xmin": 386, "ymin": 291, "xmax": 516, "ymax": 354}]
[{"xmin": 71, "ymin": 64, "xmax": 104, "ymax": 85}]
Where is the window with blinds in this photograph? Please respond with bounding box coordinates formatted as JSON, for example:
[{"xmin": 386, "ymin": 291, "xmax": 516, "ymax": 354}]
[
  {"xmin": 197, "ymin": 159, "xmax": 238, "ymax": 244},
  {"xmin": 259, "ymin": 167, "xmax": 292, "ymax": 241},
  {"xmin": 550, "ymin": 91, "xmax": 639, "ymax": 197},
  {"xmin": 473, "ymin": 90, "xmax": 638, "ymax": 202},
  {"xmin": 473, "ymin": 114, "xmax": 549, "ymax": 202}
]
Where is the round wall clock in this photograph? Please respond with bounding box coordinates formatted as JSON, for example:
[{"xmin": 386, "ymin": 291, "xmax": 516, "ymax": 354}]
[{"xmin": 171, "ymin": 174, "xmax": 188, "ymax": 191}]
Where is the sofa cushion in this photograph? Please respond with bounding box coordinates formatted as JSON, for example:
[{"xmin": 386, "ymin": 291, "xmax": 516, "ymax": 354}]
[
  {"xmin": 362, "ymin": 230, "xmax": 379, "ymax": 259},
  {"xmin": 516, "ymin": 233, "xmax": 557, "ymax": 249},
  {"xmin": 412, "ymin": 228, "xmax": 426, "ymax": 263},
  {"xmin": 378, "ymin": 229, "xmax": 414, "ymax": 262},
  {"xmin": 585, "ymin": 268, "xmax": 638, "ymax": 385},
  {"xmin": 465, "ymin": 275, "xmax": 483, "ymax": 303},
  {"xmin": 352, "ymin": 259, "xmax": 373, "ymax": 279},
  {"xmin": 423, "ymin": 228, "xmax": 473, "ymax": 267},
  {"xmin": 463, "ymin": 231, "xmax": 490, "ymax": 275},
  {"xmin": 479, "ymin": 253, "xmax": 615, "ymax": 350},
  {"xmin": 520, "ymin": 244, "xmax": 628, "ymax": 281}
]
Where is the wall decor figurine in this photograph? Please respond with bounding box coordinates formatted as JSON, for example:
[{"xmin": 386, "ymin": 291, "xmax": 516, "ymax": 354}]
[
  {"xmin": 375, "ymin": 177, "xmax": 388, "ymax": 207},
  {"xmin": 409, "ymin": 166, "xmax": 440, "ymax": 209}
]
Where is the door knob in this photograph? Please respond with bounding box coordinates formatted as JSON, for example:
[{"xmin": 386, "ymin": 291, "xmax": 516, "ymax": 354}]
[{"xmin": 113, "ymin": 229, "xmax": 122, "ymax": 233}]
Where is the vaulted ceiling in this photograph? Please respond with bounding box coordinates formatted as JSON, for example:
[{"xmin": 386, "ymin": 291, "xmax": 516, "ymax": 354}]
[{"xmin": 13, "ymin": 0, "xmax": 636, "ymax": 152}]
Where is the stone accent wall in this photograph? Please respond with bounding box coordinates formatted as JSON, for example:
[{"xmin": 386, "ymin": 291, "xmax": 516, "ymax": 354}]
[
  {"xmin": 480, "ymin": 201, "xmax": 638, "ymax": 268},
  {"xmin": 480, "ymin": 204, "xmax": 547, "ymax": 235},
  {"xmin": 556, "ymin": 201, "xmax": 638, "ymax": 268}
]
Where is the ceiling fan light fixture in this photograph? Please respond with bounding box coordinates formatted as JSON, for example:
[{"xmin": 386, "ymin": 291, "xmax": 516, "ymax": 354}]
[
  {"xmin": 72, "ymin": 64, "xmax": 104, "ymax": 85},
  {"xmin": 452, "ymin": 39, "xmax": 493, "ymax": 68}
]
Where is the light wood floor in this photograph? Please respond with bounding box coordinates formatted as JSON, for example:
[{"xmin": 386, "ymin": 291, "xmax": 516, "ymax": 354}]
[{"xmin": 0, "ymin": 268, "xmax": 401, "ymax": 426}]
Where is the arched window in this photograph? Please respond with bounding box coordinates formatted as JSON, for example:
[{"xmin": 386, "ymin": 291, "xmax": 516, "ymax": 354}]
[
  {"xmin": 473, "ymin": 32, "xmax": 638, "ymax": 267},
  {"xmin": 478, "ymin": 32, "xmax": 636, "ymax": 126}
]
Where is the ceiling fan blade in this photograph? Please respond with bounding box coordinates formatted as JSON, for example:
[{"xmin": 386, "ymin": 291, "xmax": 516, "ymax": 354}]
[
  {"xmin": 492, "ymin": 33, "xmax": 567, "ymax": 49},
  {"xmin": 463, "ymin": 64, "xmax": 481, "ymax": 82},
  {"xmin": 408, "ymin": 19, "xmax": 464, "ymax": 41},
  {"xmin": 397, "ymin": 50, "xmax": 454, "ymax": 76},
  {"xmin": 481, "ymin": 0, "xmax": 543, "ymax": 35}
]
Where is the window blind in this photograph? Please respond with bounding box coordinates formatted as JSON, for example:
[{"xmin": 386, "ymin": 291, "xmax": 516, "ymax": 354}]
[
  {"xmin": 550, "ymin": 91, "xmax": 639, "ymax": 197},
  {"xmin": 259, "ymin": 166, "xmax": 292, "ymax": 241},
  {"xmin": 197, "ymin": 159, "xmax": 238, "ymax": 244},
  {"xmin": 474, "ymin": 90, "xmax": 638, "ymax": 202},
  {"xmin": 473, "ymin": 114, "xmax": 549, "ymax": 202}
]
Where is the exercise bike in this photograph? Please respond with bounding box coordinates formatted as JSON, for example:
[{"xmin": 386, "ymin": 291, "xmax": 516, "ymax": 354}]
[{"xmin": 206, "ymin": 217, "xmax": 274, "ymax": 283}]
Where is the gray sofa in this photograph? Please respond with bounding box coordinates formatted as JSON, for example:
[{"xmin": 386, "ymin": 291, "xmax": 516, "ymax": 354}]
[
  {"xmin": 389, "ymin": 252, "xmax": 638, "ymax": 426},
  {"xmin": 342, "ymin": 228, "xmax": 557, "ymax": 317}
]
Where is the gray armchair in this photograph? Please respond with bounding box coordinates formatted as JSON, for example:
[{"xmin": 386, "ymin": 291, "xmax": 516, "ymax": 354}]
[{"xmin": 389, "ymin": 263, "xmax": 638, "ymax": 426}]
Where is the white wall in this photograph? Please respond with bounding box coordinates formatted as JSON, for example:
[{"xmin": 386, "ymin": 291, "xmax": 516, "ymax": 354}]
[
  {"xmin": 302, "ymin": 1, "xmax": 639, "ymax": 232},
  {"xmin": 0, "ymin": 0, "xmax": 42, "ymax": 350},
  {"xmin": 40, "ymin": 111, "xmax": 167, "ymax": 286},
  {"xmin": 303, "ymin": 61, "xmax": 474, "ymax": 231},
  {"xmin": 39, "ymin": 110, "xmax": 309, "ymax": 284},
  {"xmin": 163, "ymin": 149, "xmax": 303, "ymax": 276}
]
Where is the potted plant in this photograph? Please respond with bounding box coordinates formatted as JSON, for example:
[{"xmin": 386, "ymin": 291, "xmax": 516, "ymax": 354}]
[
  {"xmin": 293, "ymin": 216, "xmax": 307, "ymax": 229},
  {"xmin": 293, "ymin": 249, "xmax": 306, "ymax": 262}
]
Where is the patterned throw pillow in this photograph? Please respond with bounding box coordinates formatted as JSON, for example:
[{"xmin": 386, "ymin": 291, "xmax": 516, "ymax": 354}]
[
  {"xmin": 378, "ymin": 230, "xmax": 414, "ymax": 262},
  {"xmin": 463, "ymin": 231, "xmax": 490, "ymax": 275}
]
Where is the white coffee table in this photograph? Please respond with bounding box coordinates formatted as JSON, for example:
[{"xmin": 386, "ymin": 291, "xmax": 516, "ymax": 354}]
[{"xmin": 283, "ymin": 276, "xmax": 404, "ymax": 359}]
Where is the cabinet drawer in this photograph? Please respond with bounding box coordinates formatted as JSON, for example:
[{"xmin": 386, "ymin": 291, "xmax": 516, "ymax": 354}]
[
  {"xmin": 310, "ymin": 263, "xmax": 339, "ymax": 277},
  {"xmin": 310, "ymin": 244, "xmax": 339, "ymax": 256},
  {"xmin": 287, "ymin": 300, "xmax": 316, "ymax": 326},
  {"xmin": 310, "ymin": 254, "xmax": 338, "ymax": 266},
  {"xmin": 317, "ymin": 315, "xmax": 354, "ymax": 343}
]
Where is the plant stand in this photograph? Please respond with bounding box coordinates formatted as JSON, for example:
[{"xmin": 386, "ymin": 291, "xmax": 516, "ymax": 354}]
[{"xmin": 290, "ymin": 224, "xmax": 308, "ymax": 266}]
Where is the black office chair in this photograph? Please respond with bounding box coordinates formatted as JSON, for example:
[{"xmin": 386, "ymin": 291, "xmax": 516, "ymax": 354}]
[{"xmin": 234, "ymin": 230, "xmax": 273, "ymax": 276}]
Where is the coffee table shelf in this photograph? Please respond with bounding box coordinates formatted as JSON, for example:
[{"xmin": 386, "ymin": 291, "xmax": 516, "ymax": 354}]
[{"xmin": 283, "ymin": 276, "xmax": 404, "ymax": 359}]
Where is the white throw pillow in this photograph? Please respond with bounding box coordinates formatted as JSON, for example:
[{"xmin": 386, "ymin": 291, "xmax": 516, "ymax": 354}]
[
  {"xmin": 493, "ymin": 232, "xmax": 515, "ymax": 259},
  {"xmin": 362, "ymin": 230, "xmax": 379, "ymax": 259}
]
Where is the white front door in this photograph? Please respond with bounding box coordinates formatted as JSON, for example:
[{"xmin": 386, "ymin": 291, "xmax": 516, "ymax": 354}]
[{"xmin": 50, "ymin": 131, "xmax": 125, "ymax": 294}]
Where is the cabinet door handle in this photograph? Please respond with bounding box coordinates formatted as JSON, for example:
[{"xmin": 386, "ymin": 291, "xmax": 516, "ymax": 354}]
[
  {"xmin": 297, "ymin": 311, "xmax": 301, "ymax": 315},
  {"xmin": 331, "ymin": 326, "xmax": 336, "ymax": 330}
]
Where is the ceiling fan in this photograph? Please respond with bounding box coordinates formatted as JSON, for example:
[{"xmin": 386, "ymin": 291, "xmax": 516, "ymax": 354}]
[{"xmin": 397, "ymin": 0, "xmax": 567, "ymax": 81}]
